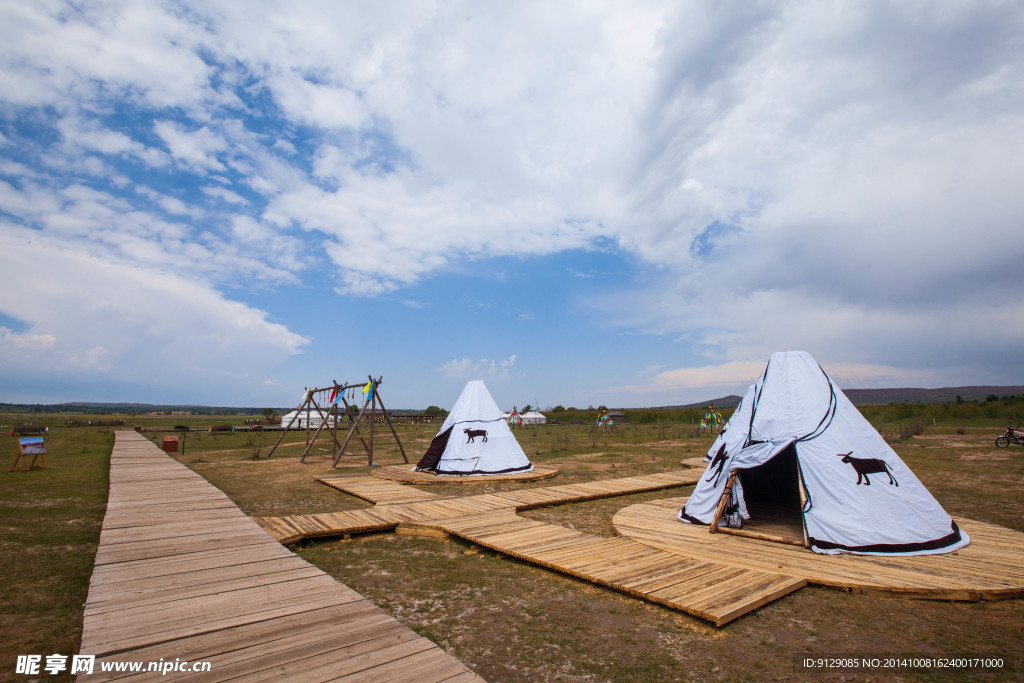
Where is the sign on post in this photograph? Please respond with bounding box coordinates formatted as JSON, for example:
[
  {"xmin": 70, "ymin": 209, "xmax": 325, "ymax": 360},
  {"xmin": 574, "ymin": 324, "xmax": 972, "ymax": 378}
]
[{"xmin": 11, "ymin": 437, "xmax": 47, "ymax": 471}]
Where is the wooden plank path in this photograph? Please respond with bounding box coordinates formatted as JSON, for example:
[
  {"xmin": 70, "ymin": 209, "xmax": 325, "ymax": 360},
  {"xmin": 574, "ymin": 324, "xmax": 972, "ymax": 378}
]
[
  {"xmin": 371, "ymin": 464, "xmax": 560, "ymax": 484},
  {"xmin": 256, "ymin": 468, "xmax": 810, "ymax": 626},
  {"xmin": 316, "ymin": 470, "xmax": 700, "ymax": 508},
  {"xmin": 401, "ymin": 509, "xmax": 805, "ymax": 627},
  {"xmin": 259, "ymin": 470, "xmax": 702, "ymax": 545},
  {"xmin": 613, "ymin": 497, "xmax": 1024, "ymax": 601},
  {"xmin": 80, "ymin": 430, "xmax": 483, "ymax": 681}
]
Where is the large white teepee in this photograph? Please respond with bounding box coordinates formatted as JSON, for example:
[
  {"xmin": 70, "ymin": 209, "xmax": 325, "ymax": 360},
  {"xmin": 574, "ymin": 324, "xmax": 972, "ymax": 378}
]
[
  {"xmin": 415, "ymin": 380, "xmax": 534, "ymax": 476},
  {"xmin": 679, "ymin": 351, "xmax": 968, "ymax": 556}
]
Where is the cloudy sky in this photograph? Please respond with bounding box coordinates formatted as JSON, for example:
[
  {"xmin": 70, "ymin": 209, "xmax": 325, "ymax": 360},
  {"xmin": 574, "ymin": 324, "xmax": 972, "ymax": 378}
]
[{"xmin": 1, "ymin": 0, "xmax": 1022, "ymax": 411}]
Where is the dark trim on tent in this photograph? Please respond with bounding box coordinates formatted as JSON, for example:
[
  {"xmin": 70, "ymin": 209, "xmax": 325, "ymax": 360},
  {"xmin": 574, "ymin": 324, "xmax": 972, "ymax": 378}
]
[
  {"xmin": 797, "ymin": 365, "xmax": 837, "ymax": 443},
  {"xmin": 415, "ymin": 426, "xmax": 453, "ymax": 471},
  {"xmin": 745, "ymin": 360, "xmax": 837, "ymax": 449},
  {"xmin": 679, "ymin": 510, "xmax": 708, "ymax": 525},
  {"xmin": 447, "ymin": 416, "xmax": 508, "ymax": 428},
  {"xmin": 809, "ymin": 520, "xmax": 964, "ymax": 554},
  {"xmin": 434, "ymin": 463, "xmax": 534, "ymax": 476}
]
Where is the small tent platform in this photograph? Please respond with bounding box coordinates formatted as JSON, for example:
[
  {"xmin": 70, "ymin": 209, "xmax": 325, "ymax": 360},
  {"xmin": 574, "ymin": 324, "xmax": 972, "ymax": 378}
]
[
  {"xmin": 371, "ymin": 463, "xmax": 560, "ymax": 484},
  {"xmin": 615, "ymin": 497, "xmax": 1024, "ymax": 601}
]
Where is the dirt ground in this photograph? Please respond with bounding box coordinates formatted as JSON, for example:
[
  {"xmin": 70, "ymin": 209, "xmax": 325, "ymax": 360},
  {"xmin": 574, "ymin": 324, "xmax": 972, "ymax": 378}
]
[
  {"xmin": 190, "ymin": 425, "xmax": 1024, "ymax": 681},
  {"xmin": 4, "ymin": 422, "xmax": 1021, "ymax": 682}
]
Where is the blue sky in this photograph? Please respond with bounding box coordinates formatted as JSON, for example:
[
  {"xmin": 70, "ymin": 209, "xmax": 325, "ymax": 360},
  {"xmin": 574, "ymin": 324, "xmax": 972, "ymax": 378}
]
[{"xmin": 1, "ymin": 1, "xmax": 1022, "ymax": 411}]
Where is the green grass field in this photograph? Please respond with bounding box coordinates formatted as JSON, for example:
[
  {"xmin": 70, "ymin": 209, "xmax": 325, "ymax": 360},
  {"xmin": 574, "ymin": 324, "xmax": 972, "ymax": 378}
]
[{"xmin": 3, "ymin": 412, "xmax": 1023, "ymax": 681}]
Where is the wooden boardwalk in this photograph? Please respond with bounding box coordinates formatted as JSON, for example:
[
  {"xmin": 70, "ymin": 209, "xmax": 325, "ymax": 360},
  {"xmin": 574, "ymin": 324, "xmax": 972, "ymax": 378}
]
[
  {"xmin": 80, "ymin": 430, "xmax": 483, "ymax": 681},
  {"xmin": 260, "ymin": 470, "xmax": 702, "ymax": 545},
  {"xmin": 403, "ymin": 510, "xmax": 805, "ymax": 626},
  {"xmin": 256, "ymin": 468, "xmax": 810, "ymax": 626},
  {"xmin": 371, "ymin": 464, "xmax": 560, "ymax": 484},
  {"xmin": 317, "ymin": 470, "xmax": 699, "ymax": 508},
  {"xmin": 613, "ymin": 497, "xmax": 1024, "ymax": 601}
]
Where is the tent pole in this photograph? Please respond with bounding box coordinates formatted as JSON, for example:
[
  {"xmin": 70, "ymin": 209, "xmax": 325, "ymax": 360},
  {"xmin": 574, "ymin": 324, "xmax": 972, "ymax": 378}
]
[
  {"xmin": 339, "ymin": 395, "xmax": 371, "ymax": 455},
  {"xmin": 715, "ymin": 527, "xmax": 807, "ymax": 546},
  {"xmin": 334, "ymin": 393, "xmax": 373, "ymax": 468},
  {"xmin": 709, "ymin": 471, "xmax": 737, "ymax": 533},
  {"xmin": 305, "ymin": 393, "xmax": 342, "ymax": 450},
  {"xmin": 367, "ymin": 375, "xmax": 377, "ymax": 467},
  {"xmin": 797, "ymin": 465, "xmax": 810, "ymax": 547},
  {"xmin": 305, "ymin": 400, "xmax": 311, "ymax": 450},
  {"xmin": 300, "ymin": 390, "xmax": 336, "ymax": 462},
  {"xmin": 299, "ymin": 409, "xmax": 331, "ymax": 462},
  {"xmin": 374, "ymin": 388, "xmax": 408, "ymax": 463}
]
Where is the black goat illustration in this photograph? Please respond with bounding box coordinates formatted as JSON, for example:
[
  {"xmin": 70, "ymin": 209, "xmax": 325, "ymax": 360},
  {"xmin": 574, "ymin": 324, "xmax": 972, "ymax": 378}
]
[
  {"xmin": 464, "ymin": 428, "xmax": 488, "ymax": 443},
  {"xmin": 838, "ymin": 451, "xmax": 898, "ymax": 486},
  {"xmin": 706, "ymin": 443, "xmax": 728, "ymax": 485}
]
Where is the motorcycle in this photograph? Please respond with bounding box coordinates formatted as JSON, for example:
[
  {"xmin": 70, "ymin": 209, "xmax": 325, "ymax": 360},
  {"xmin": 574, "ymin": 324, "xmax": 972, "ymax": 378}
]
[{"xmin": 995, "ymin": 424, "xmax": 1024, "ymax": 448}]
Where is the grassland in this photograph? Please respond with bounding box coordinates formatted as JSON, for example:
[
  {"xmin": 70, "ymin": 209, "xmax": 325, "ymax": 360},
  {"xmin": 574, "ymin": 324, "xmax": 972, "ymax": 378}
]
[{"xmin": 2, "ymin": 411, "xmax": 1023, "ymax": 681}]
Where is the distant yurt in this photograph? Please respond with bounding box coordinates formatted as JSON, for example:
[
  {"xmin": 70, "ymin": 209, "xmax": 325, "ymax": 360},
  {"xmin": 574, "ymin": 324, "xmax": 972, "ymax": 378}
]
[
  {"xmin": 520, "ymin": 411, "xmax": 546, "ymax": 425},
  {"xmin": 679, "ymin": 351, "xmax": 968, "ymax": 556},
  {"xmin": 415, "ymin": 381, "xmax": 534, "ymax": 476},
  {"xmin": 279, "ymin": 409, "xmax": 339, "ymax": 430}
]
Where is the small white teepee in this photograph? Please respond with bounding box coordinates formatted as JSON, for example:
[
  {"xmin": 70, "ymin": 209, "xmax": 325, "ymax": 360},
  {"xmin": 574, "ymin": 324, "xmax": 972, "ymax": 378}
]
[
  {"xmin": 415, "ymin": 380, "xmax": 534, "ymax": 476},
  {"xmin": 679, "ymin": 351, "xmax": 968, "ymax": 556}
]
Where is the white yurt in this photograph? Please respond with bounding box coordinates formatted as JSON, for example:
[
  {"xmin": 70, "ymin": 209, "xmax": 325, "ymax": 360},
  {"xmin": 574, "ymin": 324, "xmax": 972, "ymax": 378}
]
[
  {"xmin": 679, "ymin": 351, "xmax": 968, "ymax": 556},
  {"xmin": 415, "ymin": 380, "xmax": 534, "ymax": 476}
]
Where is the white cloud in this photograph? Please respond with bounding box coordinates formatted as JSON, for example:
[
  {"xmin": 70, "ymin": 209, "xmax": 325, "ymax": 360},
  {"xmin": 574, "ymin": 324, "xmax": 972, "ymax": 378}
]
[
  {"xmin": 438, "ymin": 354, "xmax": 517, "ymax": 381},
  {"xmin": 0, "ymin": 1, "xmax": 213, "ymax": 109},
  {"xmin": 156, "ymin": 195, "xmax": 202, "ymax": 218},
  {"xmin": 267, "ymin": 71, "xmax": 369, "ymax": 130},
  {"xmin": 154, "ymin": 121, "xmax": 227, "ymax": 172},
  {"xmin": 0, "ymin": 224, "xmax": 309, "ymax": 393},
  {"xmin": 0, "ymin": 327, "xmax": 56, "ymax": 351},
  {"xmin": 1, "ymin": 1, "xmax": 1022, "ymax": 403},
  {"xmin": 823, "ymin": 363, "xmax": 941, "ymax": 389},
  {"xmin": 618, "ymin": 358, "xmax": 949, "ymax": 402},
  {"xmin": 620, "ymin": 360, "xmax": 766, "ymax": 396},
  {"xmin": 0, "ymin": 177, "xmax": 302, "ymax": 288},
  {"xmin": 202, "ymin": 185, "xmax": 249, "ymax": 205},
  {"xmin": 72, "ymin": 345, "xmax": 113, "ymax": 372}
]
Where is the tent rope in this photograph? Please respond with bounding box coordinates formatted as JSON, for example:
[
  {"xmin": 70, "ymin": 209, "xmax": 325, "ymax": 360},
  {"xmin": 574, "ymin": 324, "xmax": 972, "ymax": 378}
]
[
  {"xmin": 443, "ymin": 416, "xmax": 509, "ymax": 429},
  {"xmin": 744, "ymin": 360, "xmax": 838, "ymax": 448},
  {"xmin": 795, "ymin": 368, "xmax": 837, "ymax": 443}
]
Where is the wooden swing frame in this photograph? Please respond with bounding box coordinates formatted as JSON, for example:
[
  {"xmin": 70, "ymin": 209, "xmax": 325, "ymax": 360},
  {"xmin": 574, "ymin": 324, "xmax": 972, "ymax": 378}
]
[{"xmin": 265, "ymin": 375, "xmax": 408, "ymax": 467}]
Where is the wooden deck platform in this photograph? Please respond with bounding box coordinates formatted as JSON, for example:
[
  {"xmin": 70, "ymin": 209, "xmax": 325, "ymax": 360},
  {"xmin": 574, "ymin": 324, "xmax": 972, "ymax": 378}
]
[
  {"xmin": 403, "ymin": 509, "xmax": 805, "ymax": 626},
  {"xmin": 316, "ymin": 470, "xmax": 700, "ymax": 508},
  {"xmin": 256, "ymin": 468, "xmax": 808, "ymax": 626},
  {"xmin": 371, "ymin": 464, "xmax": 560, "ymax": 484},
  {"xmin": 80, "ymin": 431, "xmax": 483, "ymax": 681},
  {"xmin": 613, "ymin": 496, "xmax": 1024, "ymax": 601},
  {"xmin": 261, "ymin": 470, "xmax": 704, "ymax": 545}
]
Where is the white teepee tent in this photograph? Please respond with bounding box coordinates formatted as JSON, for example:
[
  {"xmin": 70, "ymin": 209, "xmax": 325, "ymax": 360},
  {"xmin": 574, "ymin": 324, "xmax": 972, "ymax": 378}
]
[
  {"xmin": 679, "ymin": 351, "xmax": 968, "ymax": 556},
  {"xmin": 415, "ymin": 380, "xmax": 534, "ymax": 476}
]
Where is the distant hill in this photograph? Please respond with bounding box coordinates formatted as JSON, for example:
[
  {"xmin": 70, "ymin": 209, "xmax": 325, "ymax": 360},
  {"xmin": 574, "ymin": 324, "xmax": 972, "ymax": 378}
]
[
  {"xmin": 842, "ymin": 386, "xmax": 1024, "ymax": 405},
  {"xmin": 678, "ymin": 386, "xmax": 1024, "ymax": 409},
  {"xmin": 677, "ymin": 395, "xmax": 744, "ymax": 409},
  {"xmin": 4, "ymin": 386, "xmax": 1023, "ymax": 415},
  {"xmin": 0, "ymin": 401, "xmax": 289, "ymax": 415},
  {"xmin": 0, "ymin": 401, "xmax": 431, "ymax": 415}
]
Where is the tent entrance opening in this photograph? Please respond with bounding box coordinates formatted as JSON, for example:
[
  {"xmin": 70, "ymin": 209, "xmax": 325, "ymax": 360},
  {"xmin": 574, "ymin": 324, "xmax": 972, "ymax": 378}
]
[{"xmin": 736, "ymin": 444, "xmax": 807, "ymax": 545}]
